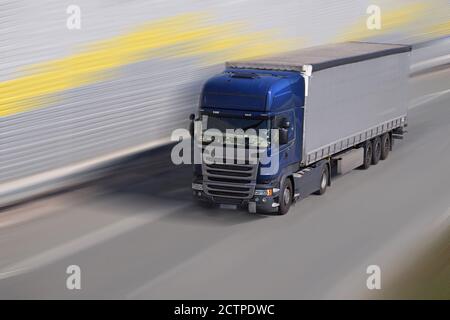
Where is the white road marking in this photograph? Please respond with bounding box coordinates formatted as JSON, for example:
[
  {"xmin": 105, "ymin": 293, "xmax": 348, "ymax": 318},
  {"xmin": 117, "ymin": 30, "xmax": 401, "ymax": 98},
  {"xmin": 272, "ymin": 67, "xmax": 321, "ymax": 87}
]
[
  {"xmin": 0, "ymin": 205, "xmax": 185, "ymax": 280},
  {"xmin": 410, "ymin": 88, "xmax": 450, "ymax": 109},
  {"xmin": 325, "ymin": 206, "xmax": 450, "ymax": 299}
]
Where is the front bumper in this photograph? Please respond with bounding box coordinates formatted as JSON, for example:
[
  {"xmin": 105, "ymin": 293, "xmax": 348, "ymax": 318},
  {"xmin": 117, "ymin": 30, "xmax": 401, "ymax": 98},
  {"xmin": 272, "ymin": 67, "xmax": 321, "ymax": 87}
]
[{"xmin": 192, "ymin": 182, "xmax": 279, "ymax": 214}]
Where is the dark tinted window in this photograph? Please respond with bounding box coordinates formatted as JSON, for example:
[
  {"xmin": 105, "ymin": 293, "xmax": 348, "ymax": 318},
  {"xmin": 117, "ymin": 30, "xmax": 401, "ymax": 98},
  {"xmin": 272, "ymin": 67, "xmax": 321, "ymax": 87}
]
[{"xmin": 203, "ymin": 115, "xmax": 269, "ymax": 132}]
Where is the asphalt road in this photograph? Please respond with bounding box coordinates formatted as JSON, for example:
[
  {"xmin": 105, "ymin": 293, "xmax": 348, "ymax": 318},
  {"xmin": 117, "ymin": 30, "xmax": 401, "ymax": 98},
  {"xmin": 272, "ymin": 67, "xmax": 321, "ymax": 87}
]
[{"xmin": 0, "ymin": 67, "xmax": 449, "ymax": 299}]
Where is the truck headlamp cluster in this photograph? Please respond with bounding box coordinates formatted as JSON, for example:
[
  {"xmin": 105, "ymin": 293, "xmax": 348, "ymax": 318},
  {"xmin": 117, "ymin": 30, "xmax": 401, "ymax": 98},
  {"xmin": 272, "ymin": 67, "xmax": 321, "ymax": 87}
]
[{"xmin": 254, "ymin": 189, "xmax": 273, "ymax": 196}]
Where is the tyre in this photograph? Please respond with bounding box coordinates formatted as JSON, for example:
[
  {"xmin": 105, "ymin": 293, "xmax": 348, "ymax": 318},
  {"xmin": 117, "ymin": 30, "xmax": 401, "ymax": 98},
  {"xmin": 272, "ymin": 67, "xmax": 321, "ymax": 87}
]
[
  {"xmin": 372, "ymin": 137, "xmax": 381, "ymax": 165},
  {"xmin": 380, "ymin": 133, "xmax": 390, "ymax": 160},
  {"xmin": 314, "ymin": 165, "xmax": 329, "ymax": 195},
  {"xmin": 278, "ymin": 178, "xmax": 293, "ymax": 215},
  {"xmin": 360, "ymin": 141, "xmax": 373, "ymax": 170}
]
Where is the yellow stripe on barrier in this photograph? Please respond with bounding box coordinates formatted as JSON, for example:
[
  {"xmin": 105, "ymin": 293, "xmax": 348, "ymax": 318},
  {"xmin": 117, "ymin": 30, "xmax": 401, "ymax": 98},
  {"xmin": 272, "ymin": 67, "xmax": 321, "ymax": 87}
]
[{"xmin": 0, "ymin": 13, "xmax": 298, "ymax": 118}]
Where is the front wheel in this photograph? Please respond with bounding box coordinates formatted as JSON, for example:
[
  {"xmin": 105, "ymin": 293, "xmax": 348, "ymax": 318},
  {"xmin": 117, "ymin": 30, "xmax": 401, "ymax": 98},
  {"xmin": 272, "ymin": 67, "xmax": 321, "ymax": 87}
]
[
  {"xmin": 314, "ymin": 165, "xmax": 329, "ymax": 195},
  {"xmin": 278, "ymin": 178, "xmax": 293, "ymax": 215}
]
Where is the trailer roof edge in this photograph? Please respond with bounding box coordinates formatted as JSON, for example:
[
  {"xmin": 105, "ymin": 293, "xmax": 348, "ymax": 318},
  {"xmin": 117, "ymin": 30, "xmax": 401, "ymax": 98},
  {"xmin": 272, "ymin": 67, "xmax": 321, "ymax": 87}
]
[{"xmin": 226, "ymin": 41, "xmax": 412, "ymax": 73}]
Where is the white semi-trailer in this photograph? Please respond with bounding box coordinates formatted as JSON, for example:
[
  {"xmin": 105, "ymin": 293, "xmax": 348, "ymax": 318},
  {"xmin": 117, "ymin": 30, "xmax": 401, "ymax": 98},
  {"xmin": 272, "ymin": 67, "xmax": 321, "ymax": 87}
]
[{"xmin": 191, "ymin": 42, "xmax": 410, "ymax": 214}]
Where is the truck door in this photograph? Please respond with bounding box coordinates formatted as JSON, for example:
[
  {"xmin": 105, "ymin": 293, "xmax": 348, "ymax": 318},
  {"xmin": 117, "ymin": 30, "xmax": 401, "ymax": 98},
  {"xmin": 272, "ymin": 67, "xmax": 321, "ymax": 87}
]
[{"xmin": 273, "ymin": 110, "xmax": 296, "ymax": 166}]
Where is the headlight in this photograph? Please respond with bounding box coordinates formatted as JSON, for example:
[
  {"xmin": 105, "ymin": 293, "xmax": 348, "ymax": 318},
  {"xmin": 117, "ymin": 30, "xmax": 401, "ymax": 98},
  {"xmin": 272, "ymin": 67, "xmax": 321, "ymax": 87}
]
[
  {"xmin": 192, "ymin": 183, "xmax": 203, "ymax": 191},
  {"xmin": 254, "ymin": 189, "xmax": 273, "ymax": 196}
]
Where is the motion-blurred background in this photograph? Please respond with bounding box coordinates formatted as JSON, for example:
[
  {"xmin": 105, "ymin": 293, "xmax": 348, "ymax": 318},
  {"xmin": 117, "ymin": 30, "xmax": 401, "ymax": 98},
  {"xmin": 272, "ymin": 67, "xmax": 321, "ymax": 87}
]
[
  {"xmin": 1, "ymin": 0, "xmax": 449, "ymax": 204},
  {"xmin": 0, "ymin": 1, "xmax": 449, "ymax": 299}
]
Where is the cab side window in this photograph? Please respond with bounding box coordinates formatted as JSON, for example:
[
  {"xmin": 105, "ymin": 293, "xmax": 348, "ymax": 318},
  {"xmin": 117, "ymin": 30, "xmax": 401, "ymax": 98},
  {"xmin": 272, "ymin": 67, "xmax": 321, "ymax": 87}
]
[{"xmin": 273, "ymin": 111, "xmax": 295, "ymax": 142}]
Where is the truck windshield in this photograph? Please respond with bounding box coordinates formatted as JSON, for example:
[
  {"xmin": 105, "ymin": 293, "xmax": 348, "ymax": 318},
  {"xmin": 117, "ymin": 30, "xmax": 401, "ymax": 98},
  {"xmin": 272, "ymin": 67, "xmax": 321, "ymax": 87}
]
[
  {"xmin": 202, "ymin": 115, "xmax": 269, "ymax": 132},
  {"xmin": 199, "ymin": 114, "xmax": 270, "ymax": 147}
]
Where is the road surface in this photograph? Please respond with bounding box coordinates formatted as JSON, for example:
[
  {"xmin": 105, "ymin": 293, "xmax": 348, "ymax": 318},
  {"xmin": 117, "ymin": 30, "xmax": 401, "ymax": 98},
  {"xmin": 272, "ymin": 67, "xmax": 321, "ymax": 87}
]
[{"xmin": 0, "ymin": 67, "xmax": 449, "ymax": 299}]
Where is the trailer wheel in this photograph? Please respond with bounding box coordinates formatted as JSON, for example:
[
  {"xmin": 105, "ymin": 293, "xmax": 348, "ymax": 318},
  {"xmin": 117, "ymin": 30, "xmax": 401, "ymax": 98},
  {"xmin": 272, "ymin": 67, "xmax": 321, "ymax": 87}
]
[
  {"xmin": 380, "ymin": 133, "xmax": 390, "ymax": 160},
  {"xmin": 314, "ymin": 165, "xmax": 329, "ymax": 195},
  {"xmin": 278, "ymin": 178, "xmax": 293, "ymax": 215},
  {"xmin": 361, "ymin": 141, "xmax": 373, "ymax": 170},
  {"xmin": 372, "ymin": 137, "xmax": 381, "ymax": 165}
]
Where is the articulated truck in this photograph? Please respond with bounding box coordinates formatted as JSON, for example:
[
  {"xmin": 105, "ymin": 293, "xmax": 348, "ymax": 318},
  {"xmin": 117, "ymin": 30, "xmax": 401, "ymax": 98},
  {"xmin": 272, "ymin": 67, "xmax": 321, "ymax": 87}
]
[{"xmin": 190, "ymin": 42, "xmax": 410, "ymax": 215}]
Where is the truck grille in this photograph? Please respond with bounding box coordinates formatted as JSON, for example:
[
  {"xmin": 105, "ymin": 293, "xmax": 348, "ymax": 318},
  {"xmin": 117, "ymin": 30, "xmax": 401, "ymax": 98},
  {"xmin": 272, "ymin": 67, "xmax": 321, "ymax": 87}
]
[{"xmin": 203, "ymin": 162, "xmax": 257, "ymax": 200}]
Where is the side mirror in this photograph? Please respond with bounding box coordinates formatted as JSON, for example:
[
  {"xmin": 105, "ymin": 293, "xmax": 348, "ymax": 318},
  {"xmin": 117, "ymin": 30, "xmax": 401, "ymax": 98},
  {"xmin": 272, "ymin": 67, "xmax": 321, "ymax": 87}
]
[
  {"xmin": 281, "ymin": 118, "xmax": 291, "ymax": 129},
  {"xmin": 189, "ymin": 113, "xmax": 195, "ymax": 137},
  {"xmin": 279, "ymin": 128, "xmax": 289, "ymax": 145}
]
